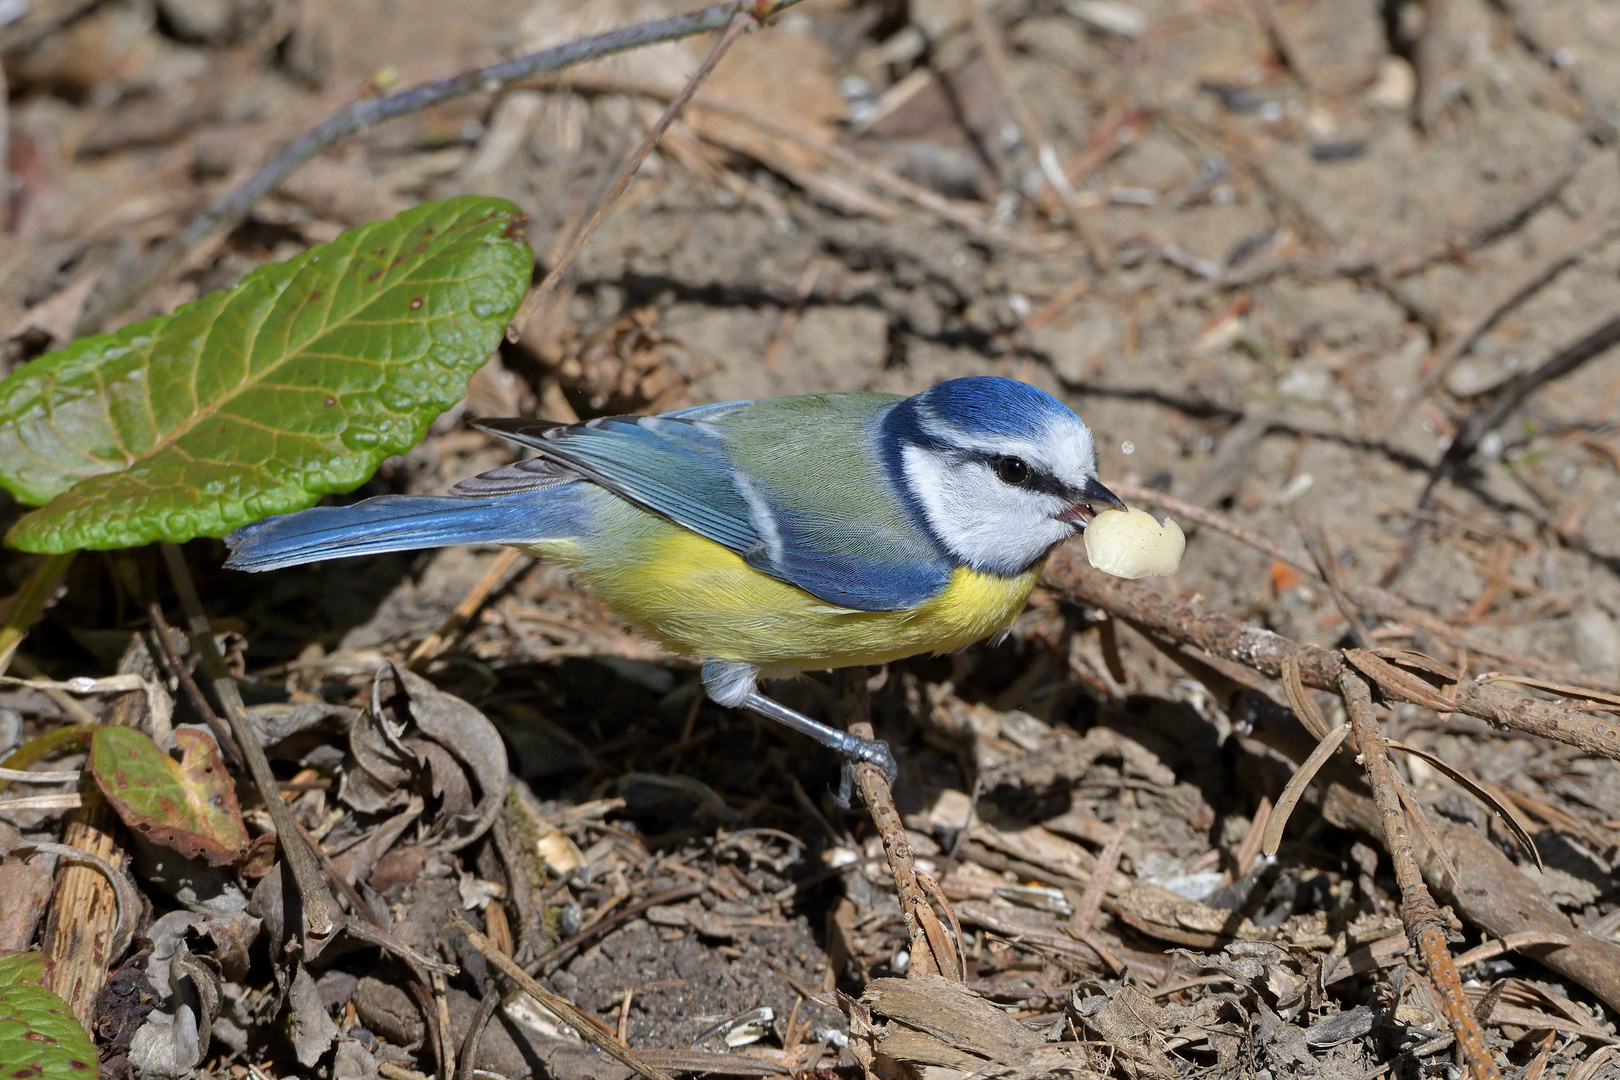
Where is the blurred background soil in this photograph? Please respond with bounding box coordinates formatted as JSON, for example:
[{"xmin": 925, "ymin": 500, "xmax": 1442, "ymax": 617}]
[{"xmin": 8, "ymin": 0, "xmax": 1620, "ymax": 1076}]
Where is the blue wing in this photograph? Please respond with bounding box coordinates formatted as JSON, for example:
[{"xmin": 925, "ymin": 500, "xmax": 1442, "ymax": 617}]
[
  {"xmin": 473, "ymin": 400, "xmax": 951, "ymax": 611},
  {"xmin": 474, "ymin": 415, "xmax": 764, "ymax": 555}
]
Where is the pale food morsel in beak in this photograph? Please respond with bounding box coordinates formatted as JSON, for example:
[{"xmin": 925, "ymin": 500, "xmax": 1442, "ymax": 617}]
[
  {"xmin": 1084, "ymin": 506, "xmax": 1186, "ymax": 579},
  {"xmin": 1059, "ymin": 477, "xmax": 1129, "ymax": 524}
]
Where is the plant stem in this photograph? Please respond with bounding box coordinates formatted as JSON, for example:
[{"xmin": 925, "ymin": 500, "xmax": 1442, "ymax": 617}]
[
  {"xmin": 837, "ymin": 671, "xmax": 961, "ymax": 980},
  {"xmin": 0, "ymin": 552, "xmax": 75, "ymax": 676}
]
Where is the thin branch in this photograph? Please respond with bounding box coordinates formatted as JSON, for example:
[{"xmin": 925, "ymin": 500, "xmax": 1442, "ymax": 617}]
[
  {"xmin": 451, "ymin": 913, "xmax": 674, "ymax": 1080},
  {"xmin": 1113, "ymin": 479, "xmax": 1620, "ymax": 694},
  {"xmin": 1386, "ymin": 304, "xmax": 1620, "ymax": 584},
  {"xmin": 1387, "ymin": 200, "xmax": 1620, "ymax": 435},
  {"xmin": 340, "ymin": 916, "xmax": 459, "ymax": 978},
  {"xmin": 1043, "ymin": 551, "xmax": 1620, "ymax": 762},
  {"xmin": 457, "ymin": 980, "xmax": 502, "ymax": 1080},
  {"xmin": 1302, "ymin": 523, "xmax": 1372, "ymax": 647},
  {"xmin": 159, "ymin": 543, "xmax": 334, "ymax": 942},
  {"xmin": 529, "ymin": 883, "xmax": 702, "ymax": 976},
  {"xmin": 838, "ymin": 672, "xmax": 961, "ymax": 981},
  {"xmin": 1412, "ymin": 0, "xmax": 1452, "ymax": 132},
  {"xmin": 966, "ymin": 0, "xmax": 1108, "ymax": 267},
  {"xmin": 1338, "ymin": 671, "xmax": 1500, "ymax": 1080},
  {"xmin": 551, "ymin": 71, "xmax": 1061, "ymax": 251},
  {"xmin": 408, "ymin": 548, "xmax": 528, "ymax": 669},
  {"xmin": 510, "ymin": 6, "xmax": 758, "ymax": 338},
  {"xmin": 146, "ymin": 602, "xmax": 247, "ymax": 771},
  {"xmin": 75, "ymin": 0, "xmax": 807, "ymax": 336},
  {"xmin": 1421, "ymin": 307, "xmax": 1620, "ymax": 507}
]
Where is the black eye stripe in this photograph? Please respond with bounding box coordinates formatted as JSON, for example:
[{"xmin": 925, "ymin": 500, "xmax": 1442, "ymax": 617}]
[{"xmin": 979, "ymin": 453, "xmax": 1071, "ymax": 497}]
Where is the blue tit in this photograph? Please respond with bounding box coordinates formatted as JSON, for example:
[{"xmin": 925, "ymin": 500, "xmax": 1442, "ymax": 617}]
[{"xmin": 225, "ymin": 375, "xmax": 1124, "ymax": 788}]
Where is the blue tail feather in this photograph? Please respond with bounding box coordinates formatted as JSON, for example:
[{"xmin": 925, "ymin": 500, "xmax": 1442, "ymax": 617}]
[{"xmin": 224, "ymin": 487, "xmax": 586, "ymax": 572}]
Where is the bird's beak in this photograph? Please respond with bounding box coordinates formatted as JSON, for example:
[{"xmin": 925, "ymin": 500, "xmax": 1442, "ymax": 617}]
[{"xmin": 1059, "ymin": 478, "xmax": 1128, "ymax": 526}]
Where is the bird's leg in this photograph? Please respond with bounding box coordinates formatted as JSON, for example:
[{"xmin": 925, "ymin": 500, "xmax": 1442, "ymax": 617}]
[{"xmin": 701, "ymin": 661, "xmax": 897, "ymax": 803}]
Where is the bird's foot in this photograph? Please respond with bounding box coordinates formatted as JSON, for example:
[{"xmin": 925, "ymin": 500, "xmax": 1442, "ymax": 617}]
[{"xmin": 832, "ymin": 733, "xmax": 898, "ymax": 809}]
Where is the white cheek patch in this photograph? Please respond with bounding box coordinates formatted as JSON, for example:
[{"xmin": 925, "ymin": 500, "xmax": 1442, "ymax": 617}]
[{"xmin": 902, "ymin": 447, "xmax": 1071, "ymax": 574}]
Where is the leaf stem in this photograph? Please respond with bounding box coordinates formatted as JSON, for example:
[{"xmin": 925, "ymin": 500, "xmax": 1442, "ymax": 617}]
[
  {"xmin": 158, "ymin": 543, "xmax": 334, "ymax": 942},
  {"xmin": 0, "ymin": 725, "xmax": 95, "ymax": 795},
  {"xmin": 0, "ymin": 552, "xmax": 75, "ymax": 676},
  {"xmin": 75, "ymin": 0, "xmax": 805, "ymax": 336}
]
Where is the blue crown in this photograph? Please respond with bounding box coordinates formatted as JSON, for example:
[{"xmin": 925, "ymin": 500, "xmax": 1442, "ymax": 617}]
[{"xmin": 917, "ymin": 377, "xmax": 1079, "ymax": 438}]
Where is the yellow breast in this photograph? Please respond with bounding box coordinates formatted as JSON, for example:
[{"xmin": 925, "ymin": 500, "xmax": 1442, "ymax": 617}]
[{"xmin": 524, "ymin": 514, "xmax": 1039, "ymax": 671}]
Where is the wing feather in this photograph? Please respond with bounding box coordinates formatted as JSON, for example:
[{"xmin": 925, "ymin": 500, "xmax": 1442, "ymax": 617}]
[{"xmin": 474, "ymin": 416, "xmax": 763, "ymax": 555}]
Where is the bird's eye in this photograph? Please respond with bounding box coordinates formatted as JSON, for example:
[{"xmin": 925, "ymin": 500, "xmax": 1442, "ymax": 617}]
[{"xmin": 994, "ymin": 456, "xmax": 1031, "ymax": 485}]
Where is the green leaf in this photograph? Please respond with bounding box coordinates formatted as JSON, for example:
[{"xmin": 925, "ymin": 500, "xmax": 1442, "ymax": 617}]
[
  {"xmin": 90, "ymin": 726, "xmax": 248, "ymax": 866},
  {"xmin": 0, "ymin": 953, "xmax": 97, "ymax": 1079},
  {"xmin": 0, "ymin": 195, "xmax": 531, "ymax": 553},
  {"xmin": 0, "ymin": 955, "xmax": 46, "ymax": 989}
]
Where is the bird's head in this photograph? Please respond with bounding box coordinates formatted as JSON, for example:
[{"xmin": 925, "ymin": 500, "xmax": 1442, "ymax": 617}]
[{"xmin": 882, "ymin": 377, "xmax": 1125, "ymax": 575}]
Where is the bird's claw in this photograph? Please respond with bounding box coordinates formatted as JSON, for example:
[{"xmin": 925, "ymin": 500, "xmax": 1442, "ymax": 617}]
[{"xmin": 831, "ymin": 735, "xmax": 898, "ymax": 809}]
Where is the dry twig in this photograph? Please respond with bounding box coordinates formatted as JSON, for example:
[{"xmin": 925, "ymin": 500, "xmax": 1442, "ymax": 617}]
[
  {"xmin": 1044, "ymin": 552, "xmax": 1620, "ymax": 760},
  {"xmin": 146, "ymin": 602, "xmax": 246, "ymax": 770},
  {"xmin": 1390, "ymin": 200, "xmax": 1620, "ymax": 433},
  {"xmin": 408, "ymin": 549, "xmax": 529, "ymax": 670},
  {"xmin": 1338, "ymin": 671, "xmax": 1499, "ymax": 1080},
  {"xmin": 1425, "ymin": 308, "xmax": 1620, "ymax": 501},
  {"xmin": 1113, "ymin": 481, "xmax": 1620, "ymax": 693},
  {"xmin": 160, "ymin": 544, "xmax": 334, "ymax": 943},
  {"xmin": 552, "ymin": 71, "xmax": 1062, "ymax": 252},
  {"xmin": 1412, "ymin": 0, "xmax": 1452, "ymax": 132},
  {"xmin": 451, "ymin": 913, "xmax": 675, "ymax": 1080},
  {"xmin": 966, "ymin": 0, "xmax": 1108, "ymax": 266},
  {"xmin": 839, "ymin": 673, "xmax": 961, "ymax": 980},
  {"xmin": 510, "ymin": 6, "xmax": 760, "ymax": 337}
]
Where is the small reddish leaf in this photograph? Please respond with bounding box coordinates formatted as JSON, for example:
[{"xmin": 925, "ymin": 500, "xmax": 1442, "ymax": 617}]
[{"xmin": 89, "ymin": 728, "xmax": 247, "ymax": 866}]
